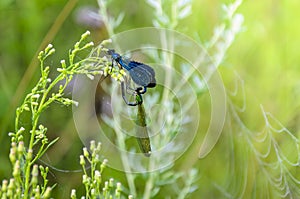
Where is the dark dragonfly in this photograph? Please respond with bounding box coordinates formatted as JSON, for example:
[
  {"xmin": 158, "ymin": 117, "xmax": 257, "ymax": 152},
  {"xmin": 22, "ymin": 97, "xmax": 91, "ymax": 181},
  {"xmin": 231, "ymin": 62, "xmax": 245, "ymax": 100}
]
[
  {"xmin": 108, "ymin": 49, "xmax": 155, "ymax": 156},
  {"xmin": 108, "ymin": 49, "xmax": 156, "ymax": 106}
]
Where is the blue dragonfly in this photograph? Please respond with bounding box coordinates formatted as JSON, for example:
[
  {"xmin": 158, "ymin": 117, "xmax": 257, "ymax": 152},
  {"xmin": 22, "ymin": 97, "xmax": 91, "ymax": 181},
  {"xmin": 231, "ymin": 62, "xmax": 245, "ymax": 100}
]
[
  {"xmin": 108, "ymin": 49, "xmax": 156, "ymax": 156},
  {"xmin": 108, "ymin": 49, "xmax": 156, "ymax": 106}
]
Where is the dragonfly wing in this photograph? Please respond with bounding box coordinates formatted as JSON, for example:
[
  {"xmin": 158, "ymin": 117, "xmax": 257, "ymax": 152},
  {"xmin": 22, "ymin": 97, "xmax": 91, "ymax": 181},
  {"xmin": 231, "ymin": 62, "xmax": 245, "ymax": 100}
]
[{"xmin": 128, "ymin": 61, "xmax": 156, "ymax": 87}]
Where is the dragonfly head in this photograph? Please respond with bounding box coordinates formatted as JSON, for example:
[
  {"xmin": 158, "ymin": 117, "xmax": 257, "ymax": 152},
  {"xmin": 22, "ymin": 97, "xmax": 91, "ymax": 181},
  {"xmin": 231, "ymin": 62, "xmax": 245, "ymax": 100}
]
[{"xmin": 108, "ymin": 49, "xmax": 121, "ymax": 61}]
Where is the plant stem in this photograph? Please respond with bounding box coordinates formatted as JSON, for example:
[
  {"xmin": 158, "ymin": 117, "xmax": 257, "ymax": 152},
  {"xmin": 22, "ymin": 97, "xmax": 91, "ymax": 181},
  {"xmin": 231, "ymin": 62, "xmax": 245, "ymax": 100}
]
[
  {"xmin": 115, "ymin": 126, "xmax": 137, "ymax": 197},
  {"xmin": 23, "ymin": 72, "xmax": 65, "ymax": 197},
  {"xmin": 142, "ymin": 157, "xmax": 156, "ymax": 199}
]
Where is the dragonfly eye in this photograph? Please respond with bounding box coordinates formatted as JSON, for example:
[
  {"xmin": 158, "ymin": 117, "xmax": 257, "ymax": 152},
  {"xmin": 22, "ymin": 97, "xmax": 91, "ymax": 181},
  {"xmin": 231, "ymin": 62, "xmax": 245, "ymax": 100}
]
[
  {"xmin": 108, "ymin": 49, "xmax": 121, "ymax": 61},
  {"xmin": 109, "ymin": 50, "xmax": 156, "ymax": 103},
  {"xmin": 107, "ymin": 49, "xmax": 115, "ymax": 55}
]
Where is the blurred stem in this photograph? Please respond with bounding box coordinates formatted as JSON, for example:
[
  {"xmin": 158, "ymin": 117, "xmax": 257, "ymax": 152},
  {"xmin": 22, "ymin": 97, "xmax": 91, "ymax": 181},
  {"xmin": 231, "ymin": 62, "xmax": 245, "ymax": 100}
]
[
  {"xmin": 115, "ymin": 127, "xmax": 137, "ymax": 197},
  {"xmin": 142, "ymin": 158, "xmax": 156, "ymax": 199},
  {"xmin": 97, "ymin": 0, "xmax": 138, "ymax": 196},
  {"xmin": 160, "ymin": 30, "xmax": 174, "ymax": 103},
  {"xmin": 98, "ymin": 0, "xmax": 114, "ymax": 36},
  {"xmin": 143, "ymin": 1, "xmax": 178, "ymax": 198}
]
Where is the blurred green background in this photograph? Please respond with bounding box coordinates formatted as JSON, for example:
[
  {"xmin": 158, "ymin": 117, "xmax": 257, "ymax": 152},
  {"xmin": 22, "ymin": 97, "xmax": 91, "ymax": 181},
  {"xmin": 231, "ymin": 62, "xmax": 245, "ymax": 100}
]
[{"xmin": 1, "ymin": 0, "xmax": 300, "ymax": 198}]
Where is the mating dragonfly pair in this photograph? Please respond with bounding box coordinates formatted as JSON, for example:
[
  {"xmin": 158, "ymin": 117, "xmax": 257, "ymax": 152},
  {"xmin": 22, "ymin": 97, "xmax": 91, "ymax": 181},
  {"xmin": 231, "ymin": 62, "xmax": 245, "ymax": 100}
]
[
  {"xmin": 108, "ymin": 49, "xmax": 156, "ymax": 157},
  {"xmin": 108, "ymin": 49, "xmax": 156, "ymax": 106}
]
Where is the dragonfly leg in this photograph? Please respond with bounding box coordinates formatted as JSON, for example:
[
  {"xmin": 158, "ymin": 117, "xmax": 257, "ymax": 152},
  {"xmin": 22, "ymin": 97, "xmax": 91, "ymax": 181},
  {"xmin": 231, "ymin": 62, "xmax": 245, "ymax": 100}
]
[{"xmin": 121, "ymin": 82, "xmax": 143, "ymax": 106}]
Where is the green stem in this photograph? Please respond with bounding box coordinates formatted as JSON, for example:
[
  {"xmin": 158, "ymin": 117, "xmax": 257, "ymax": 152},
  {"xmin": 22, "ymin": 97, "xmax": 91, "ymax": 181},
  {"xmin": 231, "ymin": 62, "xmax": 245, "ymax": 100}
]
[
  {"xmin": 23, "ymin": 72, "xmax": 65, "ymax": 197},
  {"xmin": 15, "ymin": 109, "xmax": 20, "ymax": 133},
  {"xmin": 115, "ymin": 127, "xmax": 137, "ymax": 197},
  {"xmin": 142, "ymin": 157, "xmax": 156, "ymax": 199},
  {"xmin": 98, "ymin": 0, "xmax": 114, "ymax": 37},
  {"xmin": 23, "ymin": 114, "xmax": 38, "ymax": 198}
]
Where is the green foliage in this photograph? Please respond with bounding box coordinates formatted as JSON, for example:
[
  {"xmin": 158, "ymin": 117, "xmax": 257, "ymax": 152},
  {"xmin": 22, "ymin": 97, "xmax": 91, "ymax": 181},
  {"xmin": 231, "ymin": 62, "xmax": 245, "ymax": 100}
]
[
  {"xmin": 0, "ymin": 31, "xmax": 116, "ymax": 198},
  {"xmin": 93, "ymin": 0, "xmax": 201, "ymax": 198},
  {"xmin": 71, "ymin": 140, "xmax": 131, "ymax": 199},
  {"xmin": 1, "ymin": 0, "xmax": 300, "ymax": 198}
]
